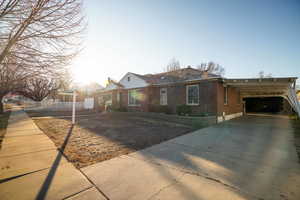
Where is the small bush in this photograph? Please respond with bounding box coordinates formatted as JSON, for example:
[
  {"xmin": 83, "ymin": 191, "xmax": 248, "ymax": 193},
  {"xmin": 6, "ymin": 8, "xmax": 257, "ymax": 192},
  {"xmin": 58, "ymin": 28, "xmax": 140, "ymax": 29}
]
[
  {"xmin": 149, "ymin": 105, "xmax": 172, "ymax": 114},
  {"xmin": 111, "ymin": 106, "xmax": 127, "ymax": 112},
  {"xmin": 117, "ymin": 106, "xmax": 127, "ymax": 112},
  {"xmin": 289, "ymin": 114, "xmax": 299, "ymax": 120},
  {"xmin": 190, "ymin": 112, "xmax": 214, "ymax": 117},
  {"xmin": 176, "ymin": 105, "xmax": 192, "ymax": 116}
]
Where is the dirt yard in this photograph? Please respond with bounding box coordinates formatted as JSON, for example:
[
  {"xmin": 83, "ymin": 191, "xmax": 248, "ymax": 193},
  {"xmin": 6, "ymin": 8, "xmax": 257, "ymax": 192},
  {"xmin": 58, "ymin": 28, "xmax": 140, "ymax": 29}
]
[{"xmin": 30, "ymin": 112, "xmax": 203, "ymax": 168}]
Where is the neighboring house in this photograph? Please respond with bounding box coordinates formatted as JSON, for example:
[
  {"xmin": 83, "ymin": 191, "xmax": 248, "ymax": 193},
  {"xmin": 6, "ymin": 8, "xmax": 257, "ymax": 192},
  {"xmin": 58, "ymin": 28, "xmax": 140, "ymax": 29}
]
[
  {"xmin": 79, "ymin": 82, "xmax": 104, "ymax": 96},
  {"xmin": 95, "ymin": 67, "xmax": 298, "ymax": 121},
  {"xmin": 56, "ymin": 83, "xmax": 104, "ymax": 102},
  {"xmin": 2, "ymin": 92, "xmax": 30, "ymax": 103}
]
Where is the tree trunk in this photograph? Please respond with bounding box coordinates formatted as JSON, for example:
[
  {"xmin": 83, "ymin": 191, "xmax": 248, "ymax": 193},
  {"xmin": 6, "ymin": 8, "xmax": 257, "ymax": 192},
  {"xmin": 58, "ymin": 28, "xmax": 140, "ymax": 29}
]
[{"xmin": 0, "ymin": 97, "xmax": 4, "ymax": 114}]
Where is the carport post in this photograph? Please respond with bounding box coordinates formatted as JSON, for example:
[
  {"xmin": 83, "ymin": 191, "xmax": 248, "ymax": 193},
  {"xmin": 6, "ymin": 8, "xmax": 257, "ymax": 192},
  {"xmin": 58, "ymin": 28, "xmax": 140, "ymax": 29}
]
[{"xmin": 72, "ymin": 90, "xmax": 76, "ymax": 124}]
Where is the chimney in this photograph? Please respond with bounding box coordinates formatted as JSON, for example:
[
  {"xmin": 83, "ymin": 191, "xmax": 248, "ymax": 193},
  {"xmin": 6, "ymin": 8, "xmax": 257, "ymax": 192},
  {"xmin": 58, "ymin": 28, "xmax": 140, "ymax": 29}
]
[{"xmin": 202, "ymin": 70, "xmax": 209, "ymax": 79}]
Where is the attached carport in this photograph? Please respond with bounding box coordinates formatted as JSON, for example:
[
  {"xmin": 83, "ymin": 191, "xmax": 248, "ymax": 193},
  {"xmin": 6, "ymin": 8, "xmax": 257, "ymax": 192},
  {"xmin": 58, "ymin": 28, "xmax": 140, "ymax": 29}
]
[
  {"xmin": 224, "ymin": 77, "xmax": 300, "ymax": 117},
  {"xmin": 244, "ymin": 96, "xmax": 287, "ymax": 113}
]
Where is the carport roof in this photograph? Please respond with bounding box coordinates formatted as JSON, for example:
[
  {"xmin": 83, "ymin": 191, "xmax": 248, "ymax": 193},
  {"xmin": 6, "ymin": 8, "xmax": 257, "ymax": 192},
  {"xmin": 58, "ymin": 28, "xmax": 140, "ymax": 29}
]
[
  {"xmin": 223, "ymin": 77, "xmax": 297, "ymax": 84},
  {"xmin": 223, "ymin": 77, "xmax": 297, "ymax": 97}
]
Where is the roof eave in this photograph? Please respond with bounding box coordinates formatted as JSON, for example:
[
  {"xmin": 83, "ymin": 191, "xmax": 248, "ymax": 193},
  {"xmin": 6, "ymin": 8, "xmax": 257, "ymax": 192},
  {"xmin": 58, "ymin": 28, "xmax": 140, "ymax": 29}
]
[{"xmin": 150, "ymin": 77, "xmax": 221, "ymax": 87}]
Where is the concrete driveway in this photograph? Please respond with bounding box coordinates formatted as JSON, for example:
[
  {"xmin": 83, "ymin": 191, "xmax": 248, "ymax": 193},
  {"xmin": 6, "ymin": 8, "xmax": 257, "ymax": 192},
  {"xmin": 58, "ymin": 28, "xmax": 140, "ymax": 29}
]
[{"xmin": 83, "ymin": 116, "xmax": 300, "ymax": 200}]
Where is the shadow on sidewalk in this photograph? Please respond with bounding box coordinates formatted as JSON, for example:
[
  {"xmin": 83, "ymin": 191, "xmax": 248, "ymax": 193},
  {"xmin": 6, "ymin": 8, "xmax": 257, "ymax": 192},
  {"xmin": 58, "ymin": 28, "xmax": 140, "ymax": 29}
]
[{"xmin": 35, "ymin": 125, "xmax": 74, "ymax": 200}]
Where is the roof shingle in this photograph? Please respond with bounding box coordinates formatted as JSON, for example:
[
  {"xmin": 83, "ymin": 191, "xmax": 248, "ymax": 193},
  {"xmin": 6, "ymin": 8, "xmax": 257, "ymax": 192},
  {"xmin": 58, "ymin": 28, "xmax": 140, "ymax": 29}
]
[{"xmin": 132, "ymin": 67, "xmax": 220, "ymax": 85}]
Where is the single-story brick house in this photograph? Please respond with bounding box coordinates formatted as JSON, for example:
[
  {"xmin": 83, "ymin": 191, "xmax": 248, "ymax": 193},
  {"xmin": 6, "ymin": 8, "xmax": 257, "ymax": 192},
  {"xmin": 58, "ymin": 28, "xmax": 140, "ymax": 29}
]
[{"xmin": 95, "ymin": 67, "xmax": 299, "ymax": 122}]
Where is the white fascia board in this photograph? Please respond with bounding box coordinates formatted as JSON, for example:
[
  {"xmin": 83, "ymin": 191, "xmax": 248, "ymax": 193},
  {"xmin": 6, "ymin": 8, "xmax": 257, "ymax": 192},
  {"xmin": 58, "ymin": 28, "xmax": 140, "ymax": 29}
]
[
  {"xmin": 104, "ymin": 82, "xmax": 118, "ymax": 91},
  {"xmin": 119, "ymin": 72, "xmax": 149, "ymax": 89}
]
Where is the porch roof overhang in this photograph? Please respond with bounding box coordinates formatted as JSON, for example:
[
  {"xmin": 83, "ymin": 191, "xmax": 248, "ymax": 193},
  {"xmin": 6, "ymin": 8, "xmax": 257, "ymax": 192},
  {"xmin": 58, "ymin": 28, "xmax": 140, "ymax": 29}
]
[
  {"xmin": 224, "ymin": 77, "xmax": 300, "ymax": 117},
  {"xmin": 223, "ymin": 77, "xmax": 297, "ymax": 97}
]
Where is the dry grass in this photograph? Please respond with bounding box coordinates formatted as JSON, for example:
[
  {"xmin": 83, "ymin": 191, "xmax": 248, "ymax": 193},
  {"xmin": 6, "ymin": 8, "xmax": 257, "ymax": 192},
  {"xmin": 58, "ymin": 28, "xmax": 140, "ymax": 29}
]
[
  {"xmin": 33, "ymin": 112, "xmax": 198, "ymax": 168},
  {"xmin": 0, "ymin": 111, "xmax": 10, "ymax": 149}
]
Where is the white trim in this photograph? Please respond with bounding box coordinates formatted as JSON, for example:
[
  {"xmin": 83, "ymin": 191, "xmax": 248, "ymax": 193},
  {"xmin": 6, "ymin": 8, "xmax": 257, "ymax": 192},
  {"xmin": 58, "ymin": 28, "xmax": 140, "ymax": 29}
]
[
  {"xmin": 186, "ymin": 84, "xmax": 199, "ymax": 105},
  {"xmin": 160, "ymin": 88, "xmax": 168, "ymax": 105},
  {"xmin": 128, "ymin": 104, "xmax": 141, "ymax": 107},
  {"xmin": 119, "ymin": 72, "xmax": 149, "ymax": 89},
  {"xmin": 217, "ymin": 112, "xmax": 243, "ymax": 123}
]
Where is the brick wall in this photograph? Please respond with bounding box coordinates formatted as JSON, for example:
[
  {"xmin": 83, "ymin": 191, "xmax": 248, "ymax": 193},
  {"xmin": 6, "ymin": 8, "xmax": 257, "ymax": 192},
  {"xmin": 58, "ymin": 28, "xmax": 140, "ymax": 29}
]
[
  {"xmin": 148, "ymin": 84, "xmax": 186, "ymax": 113},
  {"xmin": 216, "ymin": 82, "xmax": 243, "ymax": 116},
  {"xmin": 148, "ymin": 80, "xmax": 219, "ymax": 115},
  {"xmin": 96, "ymin": 80, "xmax": 243, "ymax": 116}
]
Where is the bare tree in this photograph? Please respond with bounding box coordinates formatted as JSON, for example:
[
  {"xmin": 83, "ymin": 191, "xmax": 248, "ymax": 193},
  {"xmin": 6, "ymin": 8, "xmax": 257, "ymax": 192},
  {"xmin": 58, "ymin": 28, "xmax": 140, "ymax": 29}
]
[
  {"xmin": 196, "ymin": 61, "xmax": 225, "ymax": 76},
  {"xmin": 164, "ymin": 57, "xmax": 181, "ymax": 72},
  {"xmin": 19, "ymin": 77, "xmax": 61, "ymax": 101},
  {"xmin": 258, "ymin": 70, "xmax": 272, "ymax": 78},
  {"xmin": 48, "ymin": 69, "xmax": 73, "ymax": 100},
  {"xmin": 0, "ymin": 0, "xmax": 85, "ymax": 112},
  {"xmin": 0, "ymin": 63, "xmax": 28, "ymax": 113}
]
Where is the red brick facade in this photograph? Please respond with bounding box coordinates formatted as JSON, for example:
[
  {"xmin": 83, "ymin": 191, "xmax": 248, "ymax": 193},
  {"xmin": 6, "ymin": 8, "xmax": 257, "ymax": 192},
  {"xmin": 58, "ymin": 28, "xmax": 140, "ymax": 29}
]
[
  {"xmin": 216, "ymin": 83, "xmax": 243, "ymax": 116},
  {"xmin": 96, "ymin": 79, "xmax": 243, "ymax": 117}
]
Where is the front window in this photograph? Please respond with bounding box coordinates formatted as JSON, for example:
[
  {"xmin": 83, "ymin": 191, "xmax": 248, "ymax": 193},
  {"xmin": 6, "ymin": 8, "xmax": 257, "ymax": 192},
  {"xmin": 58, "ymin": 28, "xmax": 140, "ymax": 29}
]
[
  {"xmin": 128, "ymin": 89, "xmax": 141, "ymax": 106},
  {"xmin": 186, "ymin": 85, "xmax": 199, "ymax": 105},
  {"xmin": 160, "ymin": 88, "xmax": 167, "ymax": 105},
  {"xmin": 224, "ymin": 87, "xmax": 228, "ymax": 105}
]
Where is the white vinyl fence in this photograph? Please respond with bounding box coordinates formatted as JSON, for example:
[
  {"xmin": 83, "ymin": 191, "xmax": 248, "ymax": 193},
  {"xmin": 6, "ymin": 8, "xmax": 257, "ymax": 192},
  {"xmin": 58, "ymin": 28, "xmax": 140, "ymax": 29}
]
[
  {"xmin": 84, "ymin": 98, "xmax": 94, "ymax": 109},
  {"xmin": 25, "ymin": 98, "xmax": 94, "ymax": 111}
]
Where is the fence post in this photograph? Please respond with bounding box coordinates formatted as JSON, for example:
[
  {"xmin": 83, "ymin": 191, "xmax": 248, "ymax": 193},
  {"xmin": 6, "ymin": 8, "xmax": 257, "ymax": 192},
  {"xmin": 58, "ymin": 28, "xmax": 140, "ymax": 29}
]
[{"xmin": 72, "ymin": 91, "xmax": 76, "ymax": 124}]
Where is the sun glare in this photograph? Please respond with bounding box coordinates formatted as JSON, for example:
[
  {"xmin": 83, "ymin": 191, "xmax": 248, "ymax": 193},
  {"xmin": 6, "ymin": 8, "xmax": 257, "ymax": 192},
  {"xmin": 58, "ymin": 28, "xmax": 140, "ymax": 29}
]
[
  {"xmin": 73, "ymin": 66, "xmax": 93, "ymax": 85},
  {"xmin": 71, "ymin": 50, "xmax": 106, "ymax": 85}
]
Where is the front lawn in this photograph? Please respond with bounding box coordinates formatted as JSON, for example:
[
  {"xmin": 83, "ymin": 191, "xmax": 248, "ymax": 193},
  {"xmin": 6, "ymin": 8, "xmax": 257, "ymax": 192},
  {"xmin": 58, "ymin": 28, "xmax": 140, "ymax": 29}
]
[{"xmin": 30, "ymin": 112, "xmax": 210, "ymax": 168}]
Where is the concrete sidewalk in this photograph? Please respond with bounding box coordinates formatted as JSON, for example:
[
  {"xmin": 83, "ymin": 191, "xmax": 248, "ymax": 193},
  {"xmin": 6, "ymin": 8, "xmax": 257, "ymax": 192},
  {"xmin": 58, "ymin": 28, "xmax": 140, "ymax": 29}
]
[{"xmin": 0, "ymin": 108, "xmax": 106, "ymax": 200}]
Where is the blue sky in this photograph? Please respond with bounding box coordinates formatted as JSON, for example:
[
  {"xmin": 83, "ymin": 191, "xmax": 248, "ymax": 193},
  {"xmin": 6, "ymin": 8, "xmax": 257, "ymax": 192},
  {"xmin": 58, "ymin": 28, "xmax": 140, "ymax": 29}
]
[{"xmin": 72, "ymin": 0, "xmax": 300, "ymax": 85}]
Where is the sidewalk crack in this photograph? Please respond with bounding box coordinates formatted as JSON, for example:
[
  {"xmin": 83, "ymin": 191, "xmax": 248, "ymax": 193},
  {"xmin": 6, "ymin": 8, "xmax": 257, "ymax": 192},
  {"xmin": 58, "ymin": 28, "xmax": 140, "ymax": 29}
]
[
  {"xmin": 146, "ymin": 172, "xmax": 186, "ymax": 200},
  {"xmin": 126, "ymin": 154, "xmax": 262, "ymax": 200}
]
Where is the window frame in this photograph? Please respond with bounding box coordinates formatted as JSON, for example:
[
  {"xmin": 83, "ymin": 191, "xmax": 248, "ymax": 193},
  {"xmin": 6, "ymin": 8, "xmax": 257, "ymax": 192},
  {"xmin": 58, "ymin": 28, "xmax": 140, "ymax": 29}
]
[
  {"xmin": 186, "ymin": 84, "xmax": 199, "ymax": 106},
  {"xmin": 128, "ymin": 89, "xmax": 141, "ymax": 106},
  {"xmin": 160, "ymin": 88, "xmax": 168, "ymax": 105},
  {"xmin": 224, "ymin": 86, "xmax": 228, "ymax": 105}
]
